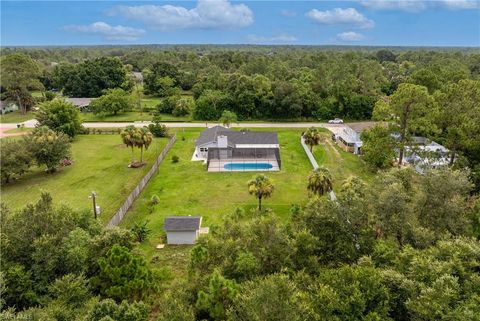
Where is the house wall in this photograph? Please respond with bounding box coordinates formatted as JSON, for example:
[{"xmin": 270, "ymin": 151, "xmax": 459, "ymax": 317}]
[{"xmin": 166, "ymin": 230, "xmax": 199, "ymax": 244}]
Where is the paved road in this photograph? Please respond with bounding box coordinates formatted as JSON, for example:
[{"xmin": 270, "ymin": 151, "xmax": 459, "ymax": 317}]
[{"xmin": 10, "ymin": 119, "xmax": 346, "ymax": 131}]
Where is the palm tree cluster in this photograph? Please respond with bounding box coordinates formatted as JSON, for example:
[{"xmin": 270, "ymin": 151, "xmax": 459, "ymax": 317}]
[
  {"xmin": 303, "ymin": 127, "xmax": 322, "ymax": 152},
  {"xmin": 121, "ymin": 125, "xmax": 153, "ymax": 165}
]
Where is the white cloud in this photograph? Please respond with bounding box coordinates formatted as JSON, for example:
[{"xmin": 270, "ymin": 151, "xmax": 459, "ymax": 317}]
[
  {"xmin": 246, "ymin": 34, "xmax": 298, "ymax": 44},
  {"xmin": 109, "ymin": 0, "xmax": 253, "ymax": 30},
  {"xmin": 280, "ymin": 9, "xmax": 297, "ymax": 17},
  {"xmin": 358, "ymin": 0, "xmax": 427, "ymax": 12},
  {"xmin": 439, "ymin": 0, "xmax": 479, "ymax": 9},
  {"xmin": 63, "ymin": 22, "xmax": 145, "ymax": 41},
  {"xmin": 358, "ymin": 0, "xmax": 479, "ymax": 11},
  {"xmin": 337, "ymin": 31, "xmax": 365, "ymax": 41},
  {"xmin": 306, "ymin": 8, "xmax": 375, "ymax": 29}
]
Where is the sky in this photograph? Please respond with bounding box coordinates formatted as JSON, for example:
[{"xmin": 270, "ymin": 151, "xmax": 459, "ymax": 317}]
[{"xmin": 1, "ymin": 0, "xmax": 479, "ymax": 47}]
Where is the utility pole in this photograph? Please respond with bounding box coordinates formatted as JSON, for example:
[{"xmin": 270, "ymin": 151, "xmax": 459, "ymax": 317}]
[{"xmin": 90, "ymin": 191, "xmax": 97, "ymax": 220}]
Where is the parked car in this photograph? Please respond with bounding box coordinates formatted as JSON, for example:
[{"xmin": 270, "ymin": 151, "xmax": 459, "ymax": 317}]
[{"xmin": 328, "ymin": 118, "xmax": 344, "ymax": 124}]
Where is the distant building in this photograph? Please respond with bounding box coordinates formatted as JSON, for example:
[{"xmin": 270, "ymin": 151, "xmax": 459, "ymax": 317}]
[
  {"xmin": 401, "ymin": 136, "xmax": 450, "ymax": 173},
  {"xmin": 334, "ymin": 122, "xmax": 377, "ymax": 154},
  {"xmin": 164, "ymin": 216, "xmax": 203, "ymax": 245},
  {"xmin": 0, "ymin": 101, "xmax": 19, "ymax": 115},
  {"xmin": 132, "ymin": 72, "xmax": 143, "ymax": 82},
  {"xmin": 65, "ymin": 98, "xmax": 93, "ymax": 112}
]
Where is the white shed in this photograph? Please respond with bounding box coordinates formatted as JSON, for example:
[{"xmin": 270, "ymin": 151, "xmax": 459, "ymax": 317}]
[{"xmin": 164, "ymin": 216, "xmax": 202, "ymax": 245}]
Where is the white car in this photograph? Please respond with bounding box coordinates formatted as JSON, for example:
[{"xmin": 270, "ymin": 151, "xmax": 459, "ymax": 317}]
[{"xmin": 328, "ymin": 118, "xmax": 344, "ymax": 124}]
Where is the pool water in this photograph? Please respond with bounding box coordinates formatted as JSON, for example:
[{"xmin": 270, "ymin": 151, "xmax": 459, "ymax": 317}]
[{"xmin": 224, "ymin": 162, "xmax": 273, "ymax": 171}]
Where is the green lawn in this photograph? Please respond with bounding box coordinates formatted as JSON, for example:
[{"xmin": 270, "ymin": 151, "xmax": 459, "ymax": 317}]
[
  {"xmin": 120, "ymin": 128, "xmax": 313, "ymax": 256},
  {"xmin": 312, "ymin": 132, "xmax": 375, "ymax": 188},
  {"xmin": 81, "ymin": 111, "xmax": 190, "ymax": 122},
  {"xmin": 0, "ymin": 111, "xmax": 35, "ymax": 123},
  {"xmin": 4, "ymin": 127, "xmax": 32, "ymax": 134},
  {"xmin": 1, "ymin": 135, "xmax": 168, "ymax": 224}
]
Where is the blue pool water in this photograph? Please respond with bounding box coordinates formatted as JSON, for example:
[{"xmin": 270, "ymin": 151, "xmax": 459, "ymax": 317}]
[{"xmin": 224, "ymin": 163, "xmax": 273, "ymax": 171}]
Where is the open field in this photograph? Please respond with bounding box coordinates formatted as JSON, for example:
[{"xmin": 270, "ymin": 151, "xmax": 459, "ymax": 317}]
[
  {"xmin": 1, "ymin": 135, "xmax": 168, "ymax": 223},
  {"xmin": 313, "ymin": 132, "xmax": 375, "ymax": 188},
  {"xmin": 0, "ymin": 111, "xmax": 35, "ymax": 123},
  {"xmin": 80, "ymin": 111, "xmax": 189, "ymax": 122}
]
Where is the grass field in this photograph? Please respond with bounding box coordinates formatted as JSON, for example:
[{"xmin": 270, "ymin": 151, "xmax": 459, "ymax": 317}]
[
  {"xmin": 80, "ymin": 111, "xmax": 189, "ymax": 122},
  {"xmin": 313, "ymin": 132, "xmax": 375, "ymax": 188},
  {"xmin": 0, "ymin": 111, "xmax": 35, "ymax": 124},
  {"xmin": 1, "ymin": 135, "xmax": 168, "ymax": 223}
]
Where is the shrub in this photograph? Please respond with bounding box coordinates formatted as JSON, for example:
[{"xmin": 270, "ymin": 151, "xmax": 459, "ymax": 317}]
[
  {"xmin": 150, "ymin": 195, "xmax": 160, "ymax": 205},
  {"xmin": 172, "ymin": 155, "xmax": 179, "ymax": 163}
]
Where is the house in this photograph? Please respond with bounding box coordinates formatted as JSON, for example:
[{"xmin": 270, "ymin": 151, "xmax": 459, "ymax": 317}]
[
  {"xmin": 132, "ymin": 72, "xmax": 143, "ymax": 82},
  {"xmin": 0, "ymin": 101, "xmax": 19, "ymax": 115},
  {"xmin": 334, "ymin": 122, "xmax": 377, "ymax": 154},
  {"xmin": 164, "ymin": 216, "xmax": 202, "ymax": 245},
  {"xmin": 65, "ymin": 98, "xmax": 93, "ymax": 112},
  {"xmin": 193, "ymin": 126, "xmax": 281, "ymax": 172},
  {"xmin": 401, "ymin": 136, "xmax": 450, "ymax": 173}
]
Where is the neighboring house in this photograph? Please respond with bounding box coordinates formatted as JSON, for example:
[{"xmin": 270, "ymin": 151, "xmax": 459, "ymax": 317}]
[
  {"xmin": 334, "ymin": 122, "xmax": 377, "ymax": 154},
  {"xmin": 164, "ymin": 216, "xmax": 202, "ymax": 245},
  {"xmin": 65, "ymin": 98, "xmax": 92, "ymax": 112},
  {"xmin": 401, "ymin": 136, "xmax": 450, "ymax": 174},
  {"xmin": 193, "ymin": 126, "xmax": 281, "ymax": 172},
  {"xmin": 0, "ymin": 101, "xmax": 19, "ymax": 115}
]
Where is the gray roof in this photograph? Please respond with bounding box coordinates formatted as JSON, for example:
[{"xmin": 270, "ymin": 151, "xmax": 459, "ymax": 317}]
[
  {"xmin": 219, "ymin": 131, "xmax": 278, "ymax": 145},
  {"xmin": 164, "ymin": 216, "xmax": 202, "ymax": 231},
  {"xmin": 196, "ymin": 126, "xmax": 231, "ymax": 146},
  {"xmin": 65, "ymin": 98, "xmax": 92, "ymax": 107},
  {"xmin": 196, "ymin": 126, "xmax": 278, "ymax": 146}
]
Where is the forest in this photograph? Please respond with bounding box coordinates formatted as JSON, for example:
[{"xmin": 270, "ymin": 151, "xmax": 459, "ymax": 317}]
[{"xmin": 1, "ymin": 45, "xmax": 479, "ymax": 320}]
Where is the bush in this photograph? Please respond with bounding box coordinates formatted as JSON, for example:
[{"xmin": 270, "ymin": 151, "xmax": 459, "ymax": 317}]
[
  {"xmin": 151, "ymin": 194, "xmax": 160, "ymax": 205},
  {"xmin": 172, "ymin": 155, "xmax": 179, "ymax": 163},
  {"xmin": 148, "ymin": 123, "xmax": 169, "ymax": 138},
  {"xmin": 36, "ymin": 99, "xmax": 83, "ymax": 138},
  {"xmin": 172, "ymin": 98, "xmax": 191, "ymax": 117},
  {"xmin": 157, "ymin": 95, "xmax": 180, "ymax": 114}
]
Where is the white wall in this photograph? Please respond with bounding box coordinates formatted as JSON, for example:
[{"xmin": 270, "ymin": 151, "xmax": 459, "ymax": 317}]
[{"xmin": 166, "ymin": 230, "xmax": 199, "ymax": 244}]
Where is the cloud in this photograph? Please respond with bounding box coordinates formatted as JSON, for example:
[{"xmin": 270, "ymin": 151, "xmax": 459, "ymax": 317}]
[
  {"xmin": 358, "ymin": 0, "xmax": 479, "ymax": 11},
  {"xmin": 337, "ymin": 31, "xmax": 365, "ymax": 41},
  {"xmin": 280, "ymin": 9, "xmax": 297, "ymax": 17},
  {"xmin": 358, "ymin": 0, "xmax": 427, "ymax": 12},
  {"xmin": 306, "ymin": 8, "xmax": 375, "ymax": 29},
  {"xmin": 63, "ymin": 22, "xmax": 145, "ymax": 41},
  {"xmin": 109, "ymin": 0, "xmax": 253, "ymax": 30},
  {"xmin": 246, "ymin": 34, "xmax": 298, "ymax": 44}
]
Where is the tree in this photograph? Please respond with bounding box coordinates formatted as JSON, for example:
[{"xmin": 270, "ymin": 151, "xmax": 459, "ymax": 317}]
[
  {"xmin": 120, "ymin": 125, "xmax": 140, "ymax": 164},
  {"xmin": 148, "ymin": 115, "xmax": 169, "ymax": 137},
  {"xmin": 0, "ymin": 139, "xmax": 33, "ymax": 183},
  {"xmin": 136, "ymin": 127, "xmax": 153, "ymax": 163},
  {"xmin": 193, "ymin": 90, "xmax": 232, "ymax": 120},
  {"xmin": 91, "ymin": 244, "xmax": 154, "ymax": 302},
  {"xmin": 196, "ymin": 270, "xmax": 238, "ymax": 320},
  {"xmin": 0, "ymin": 53, "xmax": 42, "ymax": 114},
  {"xmin": 172, "ymin": 98, "xmax": 192, "ymax": 117},
  {"xmin": 219, "ymin": 110, "xmax": 237, "ymax": 128},
  {"xmin": 131, "ymin": 221, "xmax": 150, "ymax": 243},
  {"xmin": 52, "ymin": 57, "xmax": 130, "ymax": 97},
  {"xmin": 36, "ymin": 99, "xmax": 83, "ymax": 137},
  {"xmin": 434, "ymin": 79, "xmax": 480, "ymax": 165},
  {"xmin": 247, "ymin": 174, "xmax": 274, "ymax": 211},
  {"xmin": 303, "ymin": 127, "xmax": 322, "ymax": 152},
  {"xmin": 361, "ymin": 125, "xmax": 396, "ymax": 170},
  {"xmin": 89, "ymin": 88, "xmax": 133, "ymax": 116},
  {"xmin": 27, "ymin": 126, "xmax": 71, "ymax": 173},
  {"xmin": 307, "ymin": 167, "xmax": 333, "ymax": 197},
  {"xmin": 374, "ymin": 83, "xmax": 437, "ymax": 166}
]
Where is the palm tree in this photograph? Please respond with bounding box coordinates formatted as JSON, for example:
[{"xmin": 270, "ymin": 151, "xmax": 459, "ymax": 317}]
[
  {"xmin": 121, "ymin": 125, "xmax": 139, "ymax": 164},
  {"xmin": 307, "ymin": 167, "xmax": 333, "ymax": 197},
  {"xmin": 219, "ymin": 110, "xmax": 238, "ymax": 128},
  {"xmin": 137, "ymin": 127, "xmax": 153, "ymax": 163},
  {"xmin": 303, "ymin": 127, "xmax": 322, "ymax": 152},
  {"xmin": 247, "ymin": 174, "xmax": 274, "ymax": 211}
]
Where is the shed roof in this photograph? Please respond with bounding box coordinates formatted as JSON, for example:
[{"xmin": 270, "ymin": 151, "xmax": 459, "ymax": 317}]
[{"xmin": 164, "ymin": 216, "xmax": 202, "ymax": 231}]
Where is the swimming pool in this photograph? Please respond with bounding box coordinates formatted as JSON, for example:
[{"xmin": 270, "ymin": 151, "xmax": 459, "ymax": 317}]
[{"xmin": 224, "ymin": 162, "xmax": 273, "ymax": 171}]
